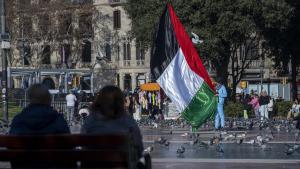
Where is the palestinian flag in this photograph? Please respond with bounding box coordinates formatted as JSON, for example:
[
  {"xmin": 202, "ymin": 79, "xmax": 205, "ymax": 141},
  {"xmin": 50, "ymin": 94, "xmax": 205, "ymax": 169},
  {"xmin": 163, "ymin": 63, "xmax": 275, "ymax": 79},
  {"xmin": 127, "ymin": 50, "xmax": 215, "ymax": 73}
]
[{"xmin": 151, "ymin": 3, "xmax": 217, "ymax": 130}]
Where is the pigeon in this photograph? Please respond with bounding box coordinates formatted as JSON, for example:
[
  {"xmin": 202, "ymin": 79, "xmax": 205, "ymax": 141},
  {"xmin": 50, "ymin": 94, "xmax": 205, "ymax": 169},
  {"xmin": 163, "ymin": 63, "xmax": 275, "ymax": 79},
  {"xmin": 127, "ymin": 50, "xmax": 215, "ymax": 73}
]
[
  {"xmin": 191, "ymin": 138, "xmax": 199, "ymax": 145},
  {"xmin": 216, "ymin": 144, "xmax": 224, "ymax": 153},
  {"xmin": 156, "ymin": 136, "xmax": 167, "ymax": 145},
  {"xmin": 176, "ymin": 146, "xmax": 185, "ymax": 156},
  {"xmin": 210, "ymin": 136, "xmax": 222, "ymax": 145},
  {"xmin": 198, "ymin": 141, "xmax": 209, "ymax": 148},
  {"xmin": 245, "ymin": 139, "xmax": 255, "ymax": 144},
  {"xmin": 285, "ymin": 144, "xmax": 300, "ymax": 155},
  {"xmin": 169, "ymin": 130, "xmax": 173, "ymax": 135},
  {"xmin": 181, "ymin": 133, "xmax": 189, "ymax": 137},
  {"xmin": 247, "ymin": 121, "xmax": 254, "ymax": 130},
  {"xmin": 191, "ymin": 32, "xmax": 204, "ymax": 44},
  {"xmin": 237, "ymin": 138, "xmax": 244, "ymax": 144},
  {"xmin": 144, "ymin": 146, "xmax": 154, "ymax": 153},
  {"xmin": 164, "ymin": 141, "xmax": 170, "ymax": 147}
]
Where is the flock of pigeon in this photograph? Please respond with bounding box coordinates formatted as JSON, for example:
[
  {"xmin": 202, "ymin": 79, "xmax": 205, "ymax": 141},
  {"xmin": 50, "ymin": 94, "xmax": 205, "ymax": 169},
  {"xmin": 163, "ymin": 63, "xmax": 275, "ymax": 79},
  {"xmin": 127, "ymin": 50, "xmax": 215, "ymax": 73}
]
[{"xmin": 142, "ymin": 118, "xmax": 300, "ymax": 157}]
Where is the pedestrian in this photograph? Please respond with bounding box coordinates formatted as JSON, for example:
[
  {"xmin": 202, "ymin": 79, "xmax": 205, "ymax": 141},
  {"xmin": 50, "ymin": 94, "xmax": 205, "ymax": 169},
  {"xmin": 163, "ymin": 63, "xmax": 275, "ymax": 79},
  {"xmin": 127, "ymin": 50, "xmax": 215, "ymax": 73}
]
[
  {"xmin": 242, "ymin": 94, "xmax": 251, "ymax": 119},
  {"xmin": 267, "ymin": 97, "xmax": 274, "ymax": 119},
  {"xmin": 249, "ymin": 94, "xmax": 260, "ymax": 118},
  {"xmin": 66, "ymin": 90, "xmax": 77, "ymax": 124},
  {"xmin": 133, "ymin": 94, "xmax": 141, "ymax": 121},
  {"xmin": 259, "ymin": 90, "xmax": 270, "ymax": 121},
  {"xmin": 214, "ymin": 80, "xmax": 227, "ymax": 130},
  {"xmin": 128, "ymin": 94, "xmax": 135, "ymax": 117},
  {"xmin": 124, "ymin": 94, "xmax": 130, "ymax": 114},
  {"xmin": 287, "ymin": 99, "xmax": 300, "ymax": 119},
  {"xmin": 81, "ymin": 85, "xmax": 144, "ymax": 159}
]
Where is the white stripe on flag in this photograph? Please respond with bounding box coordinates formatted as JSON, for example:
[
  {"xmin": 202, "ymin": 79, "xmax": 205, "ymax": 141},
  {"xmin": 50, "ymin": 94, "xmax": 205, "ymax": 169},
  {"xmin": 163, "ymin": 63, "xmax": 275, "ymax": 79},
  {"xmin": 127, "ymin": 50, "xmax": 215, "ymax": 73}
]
[{"xmin": 157, "ymin": 48, "xmax": 204, "ymax": 112}]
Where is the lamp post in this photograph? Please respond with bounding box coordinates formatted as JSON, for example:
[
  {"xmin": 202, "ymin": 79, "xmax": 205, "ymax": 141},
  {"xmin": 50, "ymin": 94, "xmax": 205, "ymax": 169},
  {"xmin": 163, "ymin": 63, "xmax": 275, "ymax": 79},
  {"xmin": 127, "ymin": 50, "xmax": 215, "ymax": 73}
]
[
  {"xmin": 260, "ymin": 56, "xmax": 264, "ymax": 93},
  {"xmin": 1, "ymin": 0, "xmax": 9, "ymax": 124}
]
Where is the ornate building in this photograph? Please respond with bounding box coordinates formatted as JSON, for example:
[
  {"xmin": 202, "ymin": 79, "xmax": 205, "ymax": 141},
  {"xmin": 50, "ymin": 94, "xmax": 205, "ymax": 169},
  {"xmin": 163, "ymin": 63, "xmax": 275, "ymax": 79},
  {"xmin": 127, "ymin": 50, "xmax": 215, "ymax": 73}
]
[{"xmin": 4, "ymin": 0, "xmax": 150, "ymax": 92}]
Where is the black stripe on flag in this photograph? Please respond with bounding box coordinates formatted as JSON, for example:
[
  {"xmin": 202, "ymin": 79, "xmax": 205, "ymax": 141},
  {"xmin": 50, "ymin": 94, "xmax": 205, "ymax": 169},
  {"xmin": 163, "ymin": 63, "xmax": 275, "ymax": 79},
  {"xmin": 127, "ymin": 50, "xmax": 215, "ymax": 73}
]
[{"xmin": 150, "ymin": 6, "xmax": 179, "ymax": 80}]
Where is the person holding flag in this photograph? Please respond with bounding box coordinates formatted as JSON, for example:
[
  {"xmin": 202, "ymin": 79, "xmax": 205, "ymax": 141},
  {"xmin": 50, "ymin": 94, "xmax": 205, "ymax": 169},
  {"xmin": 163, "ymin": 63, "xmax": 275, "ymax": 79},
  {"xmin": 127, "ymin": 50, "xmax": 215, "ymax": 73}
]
[{"xmin": 150, "ymin": 3, "xmax": 217, "ymax": 131}]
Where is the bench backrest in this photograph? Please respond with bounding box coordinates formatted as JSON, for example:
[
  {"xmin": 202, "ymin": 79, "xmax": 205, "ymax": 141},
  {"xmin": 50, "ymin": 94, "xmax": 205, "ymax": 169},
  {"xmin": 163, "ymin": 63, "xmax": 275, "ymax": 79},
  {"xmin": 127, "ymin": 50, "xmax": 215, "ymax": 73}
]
[{"xmin": 0, "ymin": 134, "xmax": 137, "ymax": 169}]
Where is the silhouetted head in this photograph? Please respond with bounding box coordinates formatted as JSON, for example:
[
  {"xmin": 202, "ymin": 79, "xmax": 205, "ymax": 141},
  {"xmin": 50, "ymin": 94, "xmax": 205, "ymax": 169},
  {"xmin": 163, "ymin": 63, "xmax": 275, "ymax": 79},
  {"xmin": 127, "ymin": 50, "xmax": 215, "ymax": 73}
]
[
  {"xmin": 90, "ymin": 85, "xmax": 125, "ymax": 119},
  {"xmin": 28, "ymin": 84, "xmax": 51, "ymax": 105}
]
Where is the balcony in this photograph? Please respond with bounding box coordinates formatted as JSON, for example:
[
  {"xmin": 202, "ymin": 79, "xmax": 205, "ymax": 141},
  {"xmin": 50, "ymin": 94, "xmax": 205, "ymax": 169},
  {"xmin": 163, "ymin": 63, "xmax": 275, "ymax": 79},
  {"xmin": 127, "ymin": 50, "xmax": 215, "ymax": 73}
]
[
  {"xmin": 108, "ymin": 0, "xmax": 126, "ymax": 6},
  {"xmin": 118, "ymin": 60, "xmax": 147, "ymax": 68}
]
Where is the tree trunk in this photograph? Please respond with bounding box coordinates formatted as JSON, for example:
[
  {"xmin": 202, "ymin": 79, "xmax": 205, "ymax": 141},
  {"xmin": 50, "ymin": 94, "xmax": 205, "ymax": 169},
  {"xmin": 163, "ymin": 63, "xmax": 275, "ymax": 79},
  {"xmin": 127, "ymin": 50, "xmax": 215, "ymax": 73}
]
[{"xmin": 291, "ymin": 54, "xmax": 298, "ymax": 100}]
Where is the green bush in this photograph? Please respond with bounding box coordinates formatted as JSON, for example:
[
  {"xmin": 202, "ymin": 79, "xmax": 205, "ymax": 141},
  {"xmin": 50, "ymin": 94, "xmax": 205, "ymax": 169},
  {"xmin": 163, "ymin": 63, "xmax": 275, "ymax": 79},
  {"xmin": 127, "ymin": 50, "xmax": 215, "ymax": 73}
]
[
  {"xmin": 274, "ymin": 101, "xmax": 293, "ymax": 117},
  {"xmin": 224, "ymin": 101, "xmax": 244, "ymax": 118}
]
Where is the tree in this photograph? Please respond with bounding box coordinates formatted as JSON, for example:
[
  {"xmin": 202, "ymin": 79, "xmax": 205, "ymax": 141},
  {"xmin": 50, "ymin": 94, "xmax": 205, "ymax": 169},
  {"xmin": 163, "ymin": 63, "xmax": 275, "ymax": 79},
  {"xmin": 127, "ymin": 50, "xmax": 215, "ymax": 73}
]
[
  {"xmin": 260, "ymin": 0, "xmax": 300, "ymax": 99},
  {"xmin": 5, "ymin": 0, "xmax": 119, "ymax": 69},
  {"xmin": 124, "ymin": 0, "xmax": 292, "ymax": 99}
]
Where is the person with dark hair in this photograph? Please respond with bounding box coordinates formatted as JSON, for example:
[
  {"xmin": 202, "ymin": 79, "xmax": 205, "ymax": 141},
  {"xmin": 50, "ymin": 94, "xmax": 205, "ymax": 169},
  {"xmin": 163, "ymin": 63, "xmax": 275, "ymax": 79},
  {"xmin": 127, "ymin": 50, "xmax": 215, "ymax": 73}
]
[
  {"xmin": 9, "ymin": 84, "xmax": 70, "ymax": 135},
  {"xmin": 81, "ymin": 85, "xmax": 144, "ymax": 158}
]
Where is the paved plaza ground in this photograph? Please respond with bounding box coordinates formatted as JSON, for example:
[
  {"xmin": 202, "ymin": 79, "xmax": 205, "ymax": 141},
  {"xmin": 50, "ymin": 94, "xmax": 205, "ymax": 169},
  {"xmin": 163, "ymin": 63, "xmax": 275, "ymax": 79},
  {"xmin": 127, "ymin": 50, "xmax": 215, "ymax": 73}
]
[
  {"xmin": 0, "ymin": 122, "xmax": 299, "ymax": 169},
  {"xmin": 140, "ymin": 126, "xmax": 300, "ymax": 169}
]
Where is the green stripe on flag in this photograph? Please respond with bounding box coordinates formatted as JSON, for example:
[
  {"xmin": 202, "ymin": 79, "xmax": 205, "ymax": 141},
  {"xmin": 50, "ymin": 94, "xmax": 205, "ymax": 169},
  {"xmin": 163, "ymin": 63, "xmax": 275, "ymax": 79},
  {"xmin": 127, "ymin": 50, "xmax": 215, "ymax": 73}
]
[{"xmin": 181, "ymin": 82, "xmax": 217, "ymax": 130}]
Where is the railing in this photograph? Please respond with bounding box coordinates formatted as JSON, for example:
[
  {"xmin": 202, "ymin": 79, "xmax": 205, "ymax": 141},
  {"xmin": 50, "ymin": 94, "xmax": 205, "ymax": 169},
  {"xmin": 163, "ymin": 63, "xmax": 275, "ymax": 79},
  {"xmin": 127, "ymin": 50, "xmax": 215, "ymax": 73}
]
[
  {"xmin": 136, "ymin": 60, "xmax": 145, "ymax": 66},
  {"xmin": 108, "ymin": 0, "xmax": 126, "ymax": 5},
  {"xmin": 119, "ymin": 60, "xmax": 147, "ymax": 68},
  {"xmin": 16, "ymin": 101, "xmax": 90, "ymax": 113}
]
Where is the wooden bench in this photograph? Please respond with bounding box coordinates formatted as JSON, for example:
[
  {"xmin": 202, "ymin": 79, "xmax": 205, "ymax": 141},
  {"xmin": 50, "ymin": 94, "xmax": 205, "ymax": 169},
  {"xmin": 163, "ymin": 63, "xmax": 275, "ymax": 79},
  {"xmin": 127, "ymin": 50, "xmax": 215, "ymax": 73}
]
[{"xmin": 0, "ymin": 134, "xmax": 151, "ymax": 169}]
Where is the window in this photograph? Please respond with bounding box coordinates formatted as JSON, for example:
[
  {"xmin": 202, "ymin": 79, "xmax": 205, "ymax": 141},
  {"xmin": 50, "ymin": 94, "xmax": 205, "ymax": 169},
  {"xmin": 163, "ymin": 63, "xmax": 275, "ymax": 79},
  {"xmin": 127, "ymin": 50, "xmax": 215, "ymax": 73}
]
[
  {"xmin": 60, "ymin": 44, "xmax": 71, "ymax": 64},
  {"xmin": 82, "ymin": 41, "xmax": 91, "ymax": 63},
  {"xmin": 42, "ymin": 45, "xmax": 51, "ymax": 64},
  {"xmin": 136, "ymin": 42, "xmax": 145, "ymax": 60},
  {"xmin": 72, "ymin": 0, "xmax": 92, "ymax": 5},
  {"xmin": 18, "ymin": 0, "xmax": 31, "ymax": 10},
  {"xmin": 24, "ymin": 46, "xmax": 31, "ymax": 66},
  {"xmin": 116, "ymin": 45, "xmax": 120, "ymax": 61},
  {"xmin": 113, "ymin": 10, "xmax": 121, "ymax": 29},
  {"xmin": 79, "ymin": 13, "xmax": 93, "ymax": 37},
  {"xmin": 123, "ymin": 43, "xmax": 131, "ymax": 60},
  {"xmin": 243, "ymin": 40, "xmax": 258, "ymax": 60},
  {"xmin": 105, "ymin": 44, "xmax": 111, "ymax": 61},
  {"xmin": 20, "ymin": 17, "xmax": 33, "ymax": 38},
  {"xmin": 59, "ymin": 14, "xmax": 72, "ymax": 35},
  {"xmin": 39, "ymin": 14, "xmax": 50, "ymax": 35}
]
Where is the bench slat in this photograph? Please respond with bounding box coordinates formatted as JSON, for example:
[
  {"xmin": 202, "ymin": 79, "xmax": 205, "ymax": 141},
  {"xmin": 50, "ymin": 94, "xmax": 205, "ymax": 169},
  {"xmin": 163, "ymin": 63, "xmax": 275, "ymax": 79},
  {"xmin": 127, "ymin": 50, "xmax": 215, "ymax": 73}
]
[
  {"xmin": 0, "ymin": 150, "xmax": 128, "ymax": 162},
  {"xmin": 0, "ymin": 134, "xmax": 129, "ymax": 148}
]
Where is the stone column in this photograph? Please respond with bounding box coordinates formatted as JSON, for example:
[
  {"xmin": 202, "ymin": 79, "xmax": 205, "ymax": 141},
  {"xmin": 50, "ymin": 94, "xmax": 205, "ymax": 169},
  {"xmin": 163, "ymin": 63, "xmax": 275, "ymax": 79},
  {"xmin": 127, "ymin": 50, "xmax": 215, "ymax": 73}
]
[
  {"xmin": 146, "ymin": 72, "xmax": 150, "ymax": 83},
  {"xmin": 131, "ymin": 72, "xmax": 136, "ymax": 91},
  {"xmin": 119, "ymin": 73, "xmax": 124, "ymax": 91}
]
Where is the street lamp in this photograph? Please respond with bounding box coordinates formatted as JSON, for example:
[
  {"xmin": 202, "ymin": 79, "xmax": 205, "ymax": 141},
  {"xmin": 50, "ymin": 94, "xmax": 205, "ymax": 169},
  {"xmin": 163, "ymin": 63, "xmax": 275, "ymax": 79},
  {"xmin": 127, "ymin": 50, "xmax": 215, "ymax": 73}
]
[{"xmin": 260, "ymin": 57, "xmax": 264, "ymax": 93}]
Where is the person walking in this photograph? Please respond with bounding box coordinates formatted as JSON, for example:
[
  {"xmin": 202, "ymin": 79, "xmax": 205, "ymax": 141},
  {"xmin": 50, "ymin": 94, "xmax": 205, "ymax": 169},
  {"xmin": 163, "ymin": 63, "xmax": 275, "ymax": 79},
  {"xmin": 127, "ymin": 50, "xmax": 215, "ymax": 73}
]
[
  {"xmin": 66, "ymin": 90, "xmax": 77, "ymax": 124},
  {"xmin": 267, "ymin": 97, "xmax": 274, "ymax": 119},
  {"xmin": 249, "ymin": 94, "xmax": 260, "ymax": 118},
  {"xmin": 242, "ymin": 94, "xmax": 251, "ymax": 119},
  {"xmin": 288, "ymin": 99, "xmax": 300, "ymax": 119},
  {"xmin": 259, "ymin": 90, "xmax": 270, "ymax": 121},
  {"xmin": 215, "ymin": 80, "xmax": 227, "ymax": 130}
]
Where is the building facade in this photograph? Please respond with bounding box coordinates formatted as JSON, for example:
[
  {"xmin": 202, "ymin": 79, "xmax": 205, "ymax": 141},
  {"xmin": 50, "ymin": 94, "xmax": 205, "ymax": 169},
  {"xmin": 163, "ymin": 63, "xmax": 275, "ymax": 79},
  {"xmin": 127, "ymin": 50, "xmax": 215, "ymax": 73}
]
[{"xmin": 3, "ymin": 0, "xmax": 150, "ymax": 92}]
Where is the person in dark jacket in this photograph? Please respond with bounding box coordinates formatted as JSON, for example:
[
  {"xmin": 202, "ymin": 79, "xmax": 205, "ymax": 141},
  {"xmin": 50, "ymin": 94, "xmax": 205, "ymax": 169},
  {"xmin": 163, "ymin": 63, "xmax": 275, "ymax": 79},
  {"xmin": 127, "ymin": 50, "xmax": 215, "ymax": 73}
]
[
  {"xmin": 9, "ymin": 84, "xmax": 70, "ymax": 135},
  {"xmin": 81, "ymin": 86, "xmax": 144, "ymax": 159},
  {"xmin": 258, "ymin": 90, "xmax": 270, "ymax": 121}
]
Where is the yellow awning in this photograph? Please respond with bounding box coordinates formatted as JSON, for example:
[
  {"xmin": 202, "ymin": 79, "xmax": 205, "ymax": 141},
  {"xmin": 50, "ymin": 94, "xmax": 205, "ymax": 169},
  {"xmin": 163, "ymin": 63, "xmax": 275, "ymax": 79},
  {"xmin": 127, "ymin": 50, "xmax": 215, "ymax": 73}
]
[{"xmin": 140, "ymin": 83, "xmax": 160, "ymax": 91}]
